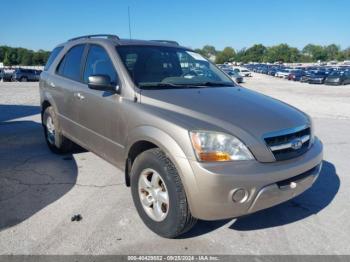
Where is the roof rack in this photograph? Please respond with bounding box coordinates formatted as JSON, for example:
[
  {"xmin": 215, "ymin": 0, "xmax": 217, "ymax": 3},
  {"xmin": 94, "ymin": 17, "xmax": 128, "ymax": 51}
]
[
  {"xmin": 150, "ymin": 40, "xmax": 179, "ymax": 46},
  {"xmin": 68, "ymin": 34, "xmax": 120, "ymax": 42}
]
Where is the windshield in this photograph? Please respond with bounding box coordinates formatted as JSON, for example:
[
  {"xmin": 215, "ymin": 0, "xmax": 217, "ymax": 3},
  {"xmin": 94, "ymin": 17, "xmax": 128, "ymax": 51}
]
[
  {"xmin": 329, "ymin": 71, "xmax": 343, "ymax": 76},
  {"xmin": 116, "ymin": 46, "xmax": 234, "ymax": 89},
  {"xmin": 227, "ymin": 71, "xmax": 240, "ymax": 76}
]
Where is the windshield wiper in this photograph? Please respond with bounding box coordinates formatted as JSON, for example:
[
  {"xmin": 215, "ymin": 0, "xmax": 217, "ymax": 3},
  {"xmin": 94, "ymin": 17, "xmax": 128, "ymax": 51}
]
[
  {"xmin": 138, "ymin": 83, "xmax": 185, "ymax": 89},
  {"xmin": 188, "ymin": 81, "xmax": 235, "ymax": 87},
  {"xmin": 138, "ymin": 81, "xmax": 235, "ymax": 89}
]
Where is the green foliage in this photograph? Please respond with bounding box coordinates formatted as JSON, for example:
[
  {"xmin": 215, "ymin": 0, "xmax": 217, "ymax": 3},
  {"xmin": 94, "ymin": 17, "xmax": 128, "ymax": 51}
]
[
  {"xmin": 302, "ymin": 44, "xmax": 327, "ymax": 61},
  {"xmin": 0, "ymin": 46, "xmax": 50, "ymax": 66},
  {"xmin": 200, "ymin": 45, "xmax": 217, "ymax": 59},
  {"xmin": 215, "ymin": 47, "xmax": 235, "ymax": 64},
  {"xmin": 196, "ymin": 43, "xmax": 350, "ymax": 63},
  {"xmin": 242, "ymin": 44, "xmax": 267, "ymax": 63},
  {"xmin": 264, "ymin": 44, "xmax": 300, "ymax": 63}
]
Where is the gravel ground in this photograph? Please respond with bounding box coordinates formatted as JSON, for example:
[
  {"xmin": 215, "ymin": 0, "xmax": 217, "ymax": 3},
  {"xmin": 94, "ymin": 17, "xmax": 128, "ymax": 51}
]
[{"xmin": 0, "ymin": 75, "xmax": 349, "ymax": 255}]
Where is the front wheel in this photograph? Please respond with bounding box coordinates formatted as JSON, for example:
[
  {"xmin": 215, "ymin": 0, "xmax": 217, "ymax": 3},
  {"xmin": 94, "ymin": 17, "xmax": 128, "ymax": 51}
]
[{"xmin": 130, "ymin": 148, "xmax": 197, "ymax": 238}]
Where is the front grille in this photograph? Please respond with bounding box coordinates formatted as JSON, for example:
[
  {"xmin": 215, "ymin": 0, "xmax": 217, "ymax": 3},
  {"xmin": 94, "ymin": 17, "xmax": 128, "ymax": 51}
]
[{"xmin": 264, "ymin": 127, "xmax": 311, "ymax": 161}]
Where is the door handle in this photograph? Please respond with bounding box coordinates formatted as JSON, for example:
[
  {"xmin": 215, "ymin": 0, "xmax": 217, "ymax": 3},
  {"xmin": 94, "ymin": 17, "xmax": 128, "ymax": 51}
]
[
  {"xmin": 49, "ymin": 82, "xmax": 55, "ymax": 88},
  {"xmin": 74, "ymin": 92, "xmax": 85, "ymax": 100}
]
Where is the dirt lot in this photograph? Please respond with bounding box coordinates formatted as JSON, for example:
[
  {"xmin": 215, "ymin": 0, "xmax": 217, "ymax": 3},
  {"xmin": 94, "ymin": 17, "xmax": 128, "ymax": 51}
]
[{"xmin": 0, "ymin": 75, "xmax": 349, "ymax": 255}]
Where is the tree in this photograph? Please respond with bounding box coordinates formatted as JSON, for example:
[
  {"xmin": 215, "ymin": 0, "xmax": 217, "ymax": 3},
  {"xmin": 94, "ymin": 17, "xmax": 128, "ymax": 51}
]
[
  {"xmin": 242, "ymin": 44, "xmax": 267, "ymax": 63},
  {"xmin": 7, "ymin": 49, "xmax": 19, "ymax": 65},
  {"xmin": 21, "ymin": 51, "xmax": 33, "ymax": 65},
  {"xmin": 234, "ymin": 48, "xmax": 246, "ymax": 62},
  {"xmin": 302, "ymin": 44, "xmax": 327, "ymax": 61},
  {"xmin": 265, "ymin": 44, "xmax": 300, "ymax": 63},
  {"xmin": 3, "ymin": 52, "xmax": 10, "ymax": 66},
  {"xmin": 201, "ymin": 45, "xmax": 217, "ymax": 59},
  {"xmin": 215, "ymin": 47, "xmax": 235, "ymax": 64},
  {"xmin": 0, "ymin": 46, "xmax": 5, "ymax": 62},
  {"xmin": 0, "ymin": 45, "xmax": 50, "ymax": 66},
  {"xmin": 32, "ymin": 49, "xmax": 50, "ymax": 65},
  {"xmin": 325, "ymin": 44, "xmax": 340, "ymax": 61},
  {"xmin": 343, "ymin": 47, "xmax": 350, "ymax": 60}
]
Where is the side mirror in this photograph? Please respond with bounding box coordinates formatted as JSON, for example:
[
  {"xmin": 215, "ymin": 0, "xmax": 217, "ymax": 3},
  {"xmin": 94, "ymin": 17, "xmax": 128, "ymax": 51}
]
[{"xmin": 88, "ymin": 75, "xmax": 118, "ymax": 93}]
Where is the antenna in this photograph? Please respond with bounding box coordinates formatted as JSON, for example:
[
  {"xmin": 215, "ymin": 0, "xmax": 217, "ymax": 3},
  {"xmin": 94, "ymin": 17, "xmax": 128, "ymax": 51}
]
[{"xmin": 128, "ymin": 6, "xmax": 132, "ymax": 39}]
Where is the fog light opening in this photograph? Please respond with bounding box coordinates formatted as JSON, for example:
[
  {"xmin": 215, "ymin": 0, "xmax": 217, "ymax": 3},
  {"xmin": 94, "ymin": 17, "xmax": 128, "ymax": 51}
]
[{"xmin": 231, "ymin": 188, "xmax": 248, "ymax": 203}]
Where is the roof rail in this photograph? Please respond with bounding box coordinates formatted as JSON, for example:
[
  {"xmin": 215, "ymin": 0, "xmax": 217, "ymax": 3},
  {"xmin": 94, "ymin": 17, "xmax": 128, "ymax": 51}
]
[
  {"xmin": 68, "ymin": 34, "xmax": 120, "ymax": 42},
  {"xmin": 150, "ymin": 40, "xmax": 179, "ymax": 46}
]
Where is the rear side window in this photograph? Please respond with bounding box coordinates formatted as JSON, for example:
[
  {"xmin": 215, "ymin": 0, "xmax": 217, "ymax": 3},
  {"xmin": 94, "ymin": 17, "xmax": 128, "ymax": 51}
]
[
  {"xmin": 44, "ymin": 46, "xmax": 63, "ymax": 71},
  {"xmin": 83, "ymin": 45, "xmax": 118, "ymax": 84},
  {"xmin": 57, "ymin": 44, "xmax": 85, "ymax": 81}
]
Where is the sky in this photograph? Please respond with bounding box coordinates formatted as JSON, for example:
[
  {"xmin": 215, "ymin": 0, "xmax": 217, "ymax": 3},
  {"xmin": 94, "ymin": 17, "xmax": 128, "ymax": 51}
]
[{"xmin": 1, "ymin": 0, "xmax": 349, "ymax": 51}]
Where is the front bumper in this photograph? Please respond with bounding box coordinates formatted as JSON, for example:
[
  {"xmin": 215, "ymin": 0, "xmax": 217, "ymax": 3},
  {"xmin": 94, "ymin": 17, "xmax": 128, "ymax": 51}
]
[
  {"xmin": 185, "ymin": 138, "xmax": 323, "ymax": 220},
  {"xmin": 309, "ymin": 79, "xmax": 324, "ymax": 84},
  {"xmin": 325, "ymin": 81, "xmax": 341, "ymax": 86}
]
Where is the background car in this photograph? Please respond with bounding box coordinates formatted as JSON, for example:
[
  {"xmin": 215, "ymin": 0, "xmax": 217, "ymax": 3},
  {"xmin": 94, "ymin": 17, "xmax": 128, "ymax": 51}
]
[
  {"xmin": 227, "ymin": 70, "xmax": 244, "ymax": 83},
  {"xmin": 288, "ymin": 69, "xmax": 306, "ymax": 81},
  {"xmin": 267, "ymin": 67, "xmax": 277, "ymax": 76},
  {"xmin": 233, "ymin": 67, "xmax": 252, "ymax": 77},
  {"xmin": 275, "ymin": 68, "xmax": 293, "ymax": 78},
  {"xmin": 0, "ymin": 68, "xmax": 14, "ymax": 81},
  {"xmin": 11, "ymin": 68, "xmax": 41, "ymax": 82},
  {"xmin": 325, "ymin": 70, "xmax": 350, "ymax": 85},
  {"xmin": 300, "ymin": 70, "xmax": 316, "ymax": 82},
  {"xmin": 308, "ymin": 71, "xmax": 328, "ymax": 84},
  {"xmin": 239, "ymin": 68, "xmax": 252, "ymax": 77}
]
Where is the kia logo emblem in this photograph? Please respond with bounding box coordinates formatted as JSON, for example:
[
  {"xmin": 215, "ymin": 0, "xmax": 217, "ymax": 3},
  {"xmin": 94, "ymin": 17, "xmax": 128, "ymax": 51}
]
[{"xmin": 291, "ymin": 138, "xmax": 303, "ymax": 150}]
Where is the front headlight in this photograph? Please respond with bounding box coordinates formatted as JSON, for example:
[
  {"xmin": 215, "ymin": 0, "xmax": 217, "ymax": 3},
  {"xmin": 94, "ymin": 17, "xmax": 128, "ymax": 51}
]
[
  {"xmin": 307, "ymin": 116, "xmax": 315, "ymax": 146},
  {"xmin": 189, "ymin": 131, "xmax": 254, "ymax": 162}
]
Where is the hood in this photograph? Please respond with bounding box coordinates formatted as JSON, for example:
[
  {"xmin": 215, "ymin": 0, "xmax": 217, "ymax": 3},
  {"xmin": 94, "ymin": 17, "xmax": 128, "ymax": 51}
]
[
  {"xmin": 140, "ymin": 86, "xmax": 308, "ymax": 140},
  {"xmin": 310, "ymin": 75, "xmax": 326, "ymax": 78}
]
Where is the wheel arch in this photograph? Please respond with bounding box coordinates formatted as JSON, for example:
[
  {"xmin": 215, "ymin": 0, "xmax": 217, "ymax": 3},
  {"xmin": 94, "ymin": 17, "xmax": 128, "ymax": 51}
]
[
  {"xmin": 124, "ymin": 126, "xmax": 199, "ymax": 214},
  {"xmin": 40, "ymin": 93, "xmax": 59, "ymax": 124}
]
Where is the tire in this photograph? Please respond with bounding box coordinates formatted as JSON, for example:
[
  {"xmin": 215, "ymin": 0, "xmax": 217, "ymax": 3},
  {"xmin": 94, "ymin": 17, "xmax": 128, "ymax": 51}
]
[
  {"xmin": 42, "ymin": 106, "xmax": 74, "ymax": 154},
  {"xmin": 130, "ymin": 148, "xmax": 197, "ymax": 238},
  {"xmin": 21, "ymin": 77, "xmax": 28, "ymax": 82}
]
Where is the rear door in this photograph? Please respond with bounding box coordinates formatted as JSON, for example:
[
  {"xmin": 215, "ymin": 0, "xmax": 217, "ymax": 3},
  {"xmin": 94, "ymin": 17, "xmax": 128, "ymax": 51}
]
[
  {"xmin": 28, "ymin": 70, "xmax": 36, "ymax": 81},
  {"xmin": 49, "ymin": 44, "xmax": 87, "ymax": 140},
  {"xmin": 345, "ymin": 71, "xmax": 350, "ymax": 84}
]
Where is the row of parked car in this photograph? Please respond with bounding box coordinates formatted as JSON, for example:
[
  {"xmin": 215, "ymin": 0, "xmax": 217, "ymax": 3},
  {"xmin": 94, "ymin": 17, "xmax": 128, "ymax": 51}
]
[
  {"xmin": 245, "ymin": 64, "xmax": 350, "ymax": 85},
  {"xmin": 217, "ymin": 64, "xmax": 252, "ymax": 83},
  {"xmin": 0, "ymin": 68, "xmax": 42, "ymax": 82}
]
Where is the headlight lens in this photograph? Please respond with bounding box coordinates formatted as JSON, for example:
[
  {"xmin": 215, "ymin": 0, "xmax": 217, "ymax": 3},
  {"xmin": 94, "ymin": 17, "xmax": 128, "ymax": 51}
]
[
  {"xmin": 190, "ymin": 131, "xmax": 254, "ymax": 162},
  {"xmin": 308, "ymin": 117, "xmax": 315, "ymax": 146}
]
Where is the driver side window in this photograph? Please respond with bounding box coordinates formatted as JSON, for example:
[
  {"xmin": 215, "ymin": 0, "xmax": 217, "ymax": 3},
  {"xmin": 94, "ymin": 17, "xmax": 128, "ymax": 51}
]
[{"xmin": 83, "ymin": 45, "xmax": 118, "ymax": 85}]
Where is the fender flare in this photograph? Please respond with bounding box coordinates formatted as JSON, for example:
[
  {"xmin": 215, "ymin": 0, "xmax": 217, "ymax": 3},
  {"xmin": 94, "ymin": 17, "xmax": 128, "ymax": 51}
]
[{"xmin": 125, "ymin": 125, "xmax": 200, "ymax": 214}]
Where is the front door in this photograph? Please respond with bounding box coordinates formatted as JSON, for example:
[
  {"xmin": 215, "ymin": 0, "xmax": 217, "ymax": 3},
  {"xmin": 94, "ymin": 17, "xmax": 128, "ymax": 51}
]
[{"xmin": 74, "ymin": 44, "xmax": 125, "ymax": 166}]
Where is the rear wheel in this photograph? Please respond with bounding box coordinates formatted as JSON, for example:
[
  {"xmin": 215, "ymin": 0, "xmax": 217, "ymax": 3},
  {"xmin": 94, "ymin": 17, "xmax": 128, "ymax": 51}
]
[
  {"xmin": 42, "ymin": 106, "xmax": 74, "ymax": 154},
  {"xmin": 21, "ymin": 77, "xmax": 28, "ymax": 82},
  {"xmin": 130, "ymin": 148, "xmax": 197, "ymax": 238}
]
